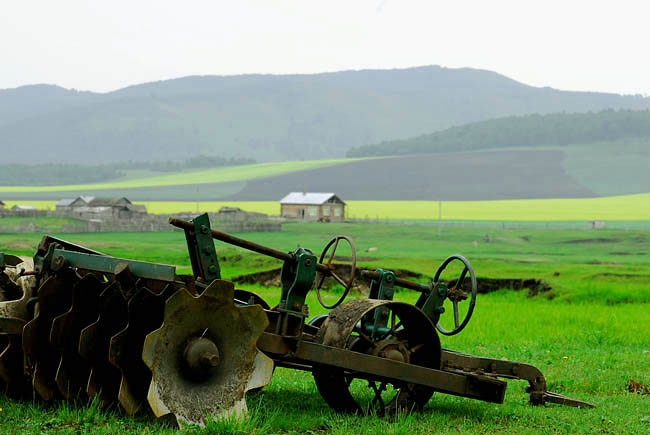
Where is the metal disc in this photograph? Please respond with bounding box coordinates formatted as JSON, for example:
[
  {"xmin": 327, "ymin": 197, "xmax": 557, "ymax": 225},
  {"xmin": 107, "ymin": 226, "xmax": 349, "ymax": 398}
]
[
  {"xmin": 0, "ymin": 260, "xmax": 36, "ymax": 397},
  {"xmin": 22, "ymin": 275, "xmax": 75, "ymax": 401},
  {"xmin": 142, "ymin": 279, "xmax": 271, "ymax": 427},
  {"xmin": 109, "ymin": 283, "xmax": 176, "ymax": 415},
  {"xmin": 0, "ymin": 259, "xmax": 38, "ymax": 322},
  {"xmin": 50, "ymin": 274, "xmax": 104, "ymax": 399},
  {"xmin": 0, "ymin": 334, "xmax": 31, "ymax": 397},
  {"xmin": 79, "ymin": 282, "xmax": 128, "ymax": 405}
]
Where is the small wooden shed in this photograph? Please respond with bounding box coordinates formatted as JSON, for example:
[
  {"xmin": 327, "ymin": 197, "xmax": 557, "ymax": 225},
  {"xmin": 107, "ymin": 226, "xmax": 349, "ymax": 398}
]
[
  {"xmin": 280, "ymin": 192, "xmax": 345, "ymax": 222},
  {"xmin": 56, "ymin": 198, "xmax": 76, "ymax": 211}
]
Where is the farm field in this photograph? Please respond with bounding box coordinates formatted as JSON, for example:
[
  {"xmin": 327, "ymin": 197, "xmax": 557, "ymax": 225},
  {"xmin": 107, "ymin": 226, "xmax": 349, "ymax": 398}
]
[
  {"xmin": 0, "ymin": 216, "xmax": 75, "ymax": 228},
  {"xmin": 0, "ymin": 222, "xmax": 649, "ymax": 433},
  {"xmin": 1, "ymin": 143, "xmax": 649, "ymax": 203},
  {"xmin": 0, "ymin": 160, "xmax": 356, "ymax": 193},
  {"xmin": 4, "ymin": 191, "xmax": 650, "ymax": 221}
]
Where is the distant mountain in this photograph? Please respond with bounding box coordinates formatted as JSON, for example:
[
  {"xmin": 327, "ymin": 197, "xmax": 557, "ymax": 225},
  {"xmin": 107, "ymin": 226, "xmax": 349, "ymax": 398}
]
[
  {"xmin": 347, "ymin": 109, "xmax": 650, "ymax": 157},
  {"xmin": 0, "ymin": 85, "xmax": 97, "ymax": 128},
  {"xmin": 1, "ymin": 66, "xmax": 649, "ymax": 164}
]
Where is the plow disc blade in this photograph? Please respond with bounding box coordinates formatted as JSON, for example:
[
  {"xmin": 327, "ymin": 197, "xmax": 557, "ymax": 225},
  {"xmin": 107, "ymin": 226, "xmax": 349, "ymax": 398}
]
[
  {"xmin": 142, "ymin": 280, "xmax": 271, "ymax": 427},
  {"xmin": 109, "ymin": 284, "xmax": 175, "ymax": 415},
  {"xmin": 22, "ymin": 275, "xmax": 75, "ymax": 400},
  {"xmin": 50, "ymin": 274, "xmax": 104, "ymax": 399},
  {"xmin": 0, "ymin": 335, "xmax": 30, "ymax": 397},
  {"xmin": 0, "ymin": 259, "xmax": 38, "ymax": 323},
  {"xmin": 79, "ymin": 282, "xmax": 128, "ymax": 405},
  {"xmin": 0, "ymin": 260, "xmax": 37, "ymax": 397}
]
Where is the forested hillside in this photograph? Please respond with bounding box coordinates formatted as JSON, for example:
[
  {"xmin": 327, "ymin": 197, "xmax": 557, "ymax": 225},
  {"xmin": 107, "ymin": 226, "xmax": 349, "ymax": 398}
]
[
  {"xmin": 0, "ymin": 156, "xmax": 254, "ymax": 186},
  {"xmin": 347, "ymin": 110, "xmax": 650, "ymax": 157},
  {"xmin": 2, "ymin": 66, "xmax": 649, "ymax": 164}
]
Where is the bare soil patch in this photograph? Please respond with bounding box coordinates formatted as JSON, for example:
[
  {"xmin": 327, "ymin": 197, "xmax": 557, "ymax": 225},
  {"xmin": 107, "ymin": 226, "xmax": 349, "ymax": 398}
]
[
  {"xmin": 225, "ymin": 150, "xmax": 596, "ymax": 201},
  {"xmin": 332, "ymin": 255, "xmax": 378, "ymax": 262},
  {"xmin": 563, "ymin": 238, "xmax": 620, "ymax": 244},
  {"xmin": 586, "ymin": 260, "xmax": 621, "ymax": 265},
  {"xmin": 232, "ymin": 266, "xmax": 552, "ymax": 297},
  {"xmin": 626, "ymin": 379, "xmax": 650, "ymax": 395},
  {"xmin": 592, "ymin": 272, "xmax": 650, "ymax": 280}
]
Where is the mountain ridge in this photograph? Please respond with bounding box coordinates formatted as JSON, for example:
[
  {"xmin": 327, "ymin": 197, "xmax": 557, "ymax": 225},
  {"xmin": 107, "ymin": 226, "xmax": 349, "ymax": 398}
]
[{"xmin": 1, "ymin": 65, "xmax": 649, "ymax": 164}]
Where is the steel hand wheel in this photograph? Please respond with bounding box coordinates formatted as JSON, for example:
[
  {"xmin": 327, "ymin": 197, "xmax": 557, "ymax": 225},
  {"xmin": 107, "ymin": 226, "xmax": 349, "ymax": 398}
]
[
  {"xmin": 434, "ymin": 255, "xmax": 477, "ymax": 336},
  {"xmin": 315, "ymin": 235, "xmax": 356, "ymax": 309}
]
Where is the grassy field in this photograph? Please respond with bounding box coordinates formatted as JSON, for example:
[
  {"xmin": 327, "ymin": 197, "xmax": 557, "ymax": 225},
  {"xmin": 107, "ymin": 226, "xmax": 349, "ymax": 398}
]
[
  {"xmin": 2, "ymin": 222, "xmax": 650, "ymax": 304},
  {"xmin": 0, "ymin": 216, "xmax": 75, "ymax": 227},
  {"xmin": 0, "ymin": 159, "xmax": 356, "ymax": 193},
  {"xmin": 1, "ymin": 133, "xmax": 650, "ymax": 203},
  {"xmin": 0, "ymin": 222, "xmax": 649, "ymax": 433},
  {"xmin": 1, "ymin": 145, "xmax": 649, "ymax": 203},
  {"xmin": 563, "ymin": 139, "xmax": 650, "ymax": 197},
  {"xmin": 344, "ymin": 194, "xmax": 650, "ymax": 221},
  {"xmin": 4, "ymin": 191, "xmax": 650, "ymax": 221},
  {"xmin": 0, "ymin": 216, "xmax": 77, "ymax": 234}
]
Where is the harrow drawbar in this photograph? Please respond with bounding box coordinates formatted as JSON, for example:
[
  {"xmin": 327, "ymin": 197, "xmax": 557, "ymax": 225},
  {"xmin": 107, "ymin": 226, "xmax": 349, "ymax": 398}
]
[{"xmin": 0, "ymin": 214, "xmax": 593, "ymax": 427}]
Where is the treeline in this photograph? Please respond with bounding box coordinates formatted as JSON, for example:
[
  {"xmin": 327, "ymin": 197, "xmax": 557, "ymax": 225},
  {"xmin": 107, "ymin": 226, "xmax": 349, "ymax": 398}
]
[
  {"xmin": 0, "ymin": 164, "xmax": 123, "ymax": 186},
  {"xmin": 0, "ymin": 155, "xmax": 256, "ymax": 186},
  {"xmin": 346, "ymin": 109, "xmax": 650, "ymax": 157}
]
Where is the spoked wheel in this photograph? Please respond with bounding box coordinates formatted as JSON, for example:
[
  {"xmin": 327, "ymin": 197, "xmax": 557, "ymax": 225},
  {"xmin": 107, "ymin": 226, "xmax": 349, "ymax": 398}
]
[
  {"xmin": 315, "ymin": 236, "xmax": 357, "ymax": 309},
  {"xmin": 433, "ymin": 255, "xmax": 477, "ymax": 336},
  {"xmin": 312, "ymin": 299, "xmax": 441, "ymax": 415}
]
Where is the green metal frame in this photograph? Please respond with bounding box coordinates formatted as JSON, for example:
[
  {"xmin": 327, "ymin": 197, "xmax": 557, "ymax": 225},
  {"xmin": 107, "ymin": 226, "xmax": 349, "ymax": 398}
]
[
  {"xmin": 280, "ymin": 248, "xmax": 317, "ymax": 313},
  {"xmin": 363, "ymin": 269, "xmax": 395, "ymax": 337},
  {"xmin": 416, "ymin": 281, "xmax": 447, "ymax": 325},
  {"xmin": 362, "ymin": 268, "xmax": 447, "ymax": 335},
  {"xmin": 39, "ymin": 246, "xmax": 178, "ymax": 283},
  {"xmin": 184, "ymin": 213, "xmax": 221, "ymax": 284}
]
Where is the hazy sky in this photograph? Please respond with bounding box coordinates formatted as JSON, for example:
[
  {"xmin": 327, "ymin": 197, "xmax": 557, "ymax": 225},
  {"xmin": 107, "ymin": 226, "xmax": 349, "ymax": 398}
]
[{"xmin": 1, "ymin": 0, "xmax": 648, "ymax": 95}]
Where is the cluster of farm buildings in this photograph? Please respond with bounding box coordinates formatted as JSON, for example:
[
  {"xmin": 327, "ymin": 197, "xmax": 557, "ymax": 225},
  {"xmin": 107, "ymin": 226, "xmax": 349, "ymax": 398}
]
[
  {"xmin": 0, "ymin": 196, "xmax": 146, "ymax": 219},
  {"xmin": 0, "ymin": 192, "xmax": 347, "ymax": 222},
  {"xmin": 55, "ymin": 196, "xmax": 146, "ymax": 218}
]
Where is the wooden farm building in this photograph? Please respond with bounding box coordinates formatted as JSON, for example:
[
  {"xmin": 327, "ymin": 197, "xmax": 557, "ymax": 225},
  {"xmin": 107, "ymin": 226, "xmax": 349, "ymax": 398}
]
[
  {"xmin": 11, "ymin": 204, "xmax": 36, "ymax": 211},
  {"xmin": 10, "ymin": 204, "xmax": 38, "ymax": 216},
  {"xmin": 56, "ymin": 196, "xmax": 146, "ymax": 218},
  {"xmin": 279, "ymin": 192, "xmax": 345, "ymax": 222}
]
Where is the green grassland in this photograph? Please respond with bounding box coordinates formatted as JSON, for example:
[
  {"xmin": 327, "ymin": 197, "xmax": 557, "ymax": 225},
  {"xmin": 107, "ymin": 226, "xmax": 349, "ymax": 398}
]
[
  {"xmin": 0, "ymin": 216, "xmax": 75, "ymax": 227},
  {"xmin": 0, "ymin": 216, "xmax": 77, "ymax": 234},
  {"xmin": 0, "ymin": 159, "xmax": 355, "ymax": 194},
  {"xmin": 0, "ymin": 222, "xmax": 649, "ymax": 433},
  {"xmin": 563, "ymin": 138, "xmax": 650, "ymax": 196}
]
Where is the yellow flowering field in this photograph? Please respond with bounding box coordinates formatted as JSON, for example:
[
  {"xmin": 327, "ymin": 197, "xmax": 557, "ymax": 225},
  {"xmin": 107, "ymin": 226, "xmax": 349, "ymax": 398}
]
[{"xmin": 6, "ymin": 192, "xmax": 649, "ymax": 221}]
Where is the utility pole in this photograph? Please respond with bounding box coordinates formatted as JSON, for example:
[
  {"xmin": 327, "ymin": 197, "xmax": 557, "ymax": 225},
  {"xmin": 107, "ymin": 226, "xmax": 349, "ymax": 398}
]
[{"xmin": 196, "ymin": 185, "xmax": 200, "ymax": 213}]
